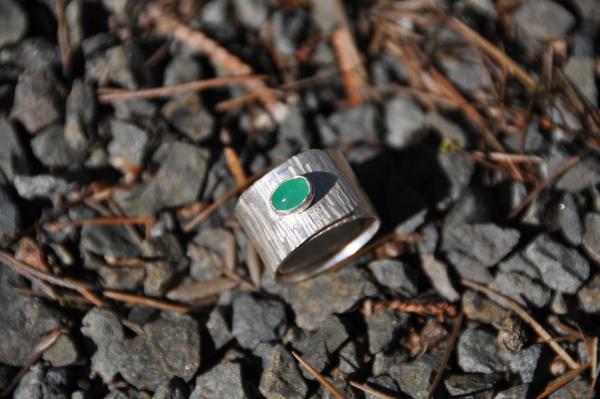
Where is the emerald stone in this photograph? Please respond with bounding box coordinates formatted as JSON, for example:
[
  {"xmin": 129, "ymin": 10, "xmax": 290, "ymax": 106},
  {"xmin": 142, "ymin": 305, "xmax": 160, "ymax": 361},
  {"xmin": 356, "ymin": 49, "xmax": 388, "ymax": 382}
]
[{"xmin": 270, "ymin": 176, "xmax": 313, "ymax": 214}]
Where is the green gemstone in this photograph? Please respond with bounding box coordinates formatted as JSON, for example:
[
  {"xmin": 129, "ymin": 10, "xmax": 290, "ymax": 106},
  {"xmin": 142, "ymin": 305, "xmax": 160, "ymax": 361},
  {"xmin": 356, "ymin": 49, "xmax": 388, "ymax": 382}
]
[{"xmin": 270, "ymin": 176, "xmax": 313, "ymax": 214}]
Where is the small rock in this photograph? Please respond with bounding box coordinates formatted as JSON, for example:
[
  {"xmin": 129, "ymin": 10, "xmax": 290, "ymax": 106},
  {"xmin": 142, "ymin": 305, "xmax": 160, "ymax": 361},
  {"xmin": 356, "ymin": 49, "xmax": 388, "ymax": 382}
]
[
  {"xmin": 310, "ymin": 0, "xmax": 338, "ymax": 33},
  {"xmin": 118, "ymin": 141, "xmax": 210, "ymax": 215},
  {"xmin": 188, "ymin": 244, "xmax": 224, "ymax": 282},
  {"xmin": 548, "ymin": 378, "xmax": 590, "ymax": 398},
  {"xmin": 364, "ymin": 376, "xmax": 400, "ymax": 399},
  {"xmin": 366, "ymin": 310, "xmax": 406, "ymax": 354},
  {"xmin": 555, "ymin": 156, "xmax": 600, "ymax": 192},
  {"xmin": 232, "ymin": 293, "xmax": 287, "ymax": 350},
  {"xmin": 292, "ymin": 316, "xmax": 349, "ymax": 375},
  {"xmin": 272, "ymin": 8, "xmax": 309, "ymax": 55},
  {"xmin": 0, "ymin": 0, "xmax": 27, "ymax": 48},
  {"xmin": 81, "ymin": 308, "xmax": 200, "ymax": 391},
  {"xmin": 268, "ymin": 266, "xmax": 377, "ymax": 330},
  {"xmin": 392, "ymin": 352, "xmax": 441, "ymax": 399},
  {"xmin": 462, "ymin": 290, "xmax": 507, "ymax": 324},
  {"xmin": 368, "ymin": 259, "xmax": 418, "ymax": 297},
  {"xmin": 490, "ymin": 271, "xmax": 551, "ymax": 307},
  {"xmin": 13, "ymin": 175, "xmax": 72, "ymax": 201},
  {"xmin": 446, "ymin": 187, "xmax": 496, "ymax": 225},
  {"xmin": 425, "ymin": 112, "xmax": 469, "ymax": 145},
  {"xmin": 42, "ymin": 334, "xmax": 79, "ymax": 367},
  {"xmin": 0, "ymin": 117, "xmax": 29, "ymax": 180},
  {"xmin": 11, "ymin": 69, "xmax": 66, "ymax": 133},
  {"xmin": 0, "ymin": 186, "xmax": 21, "ymax": 240},
  {"xmin": 578, "ymin": 274, "xmax": 600, "ymax": 313},
  {"xmin": 498, "ymin": 253, "xmax": 540, "ymax": 279},
  {"xmin": 102, "ymin": 0, "xmax": 146, "ymax": 26},
  {"xmin": 564, "ymin": 56, "xmax": 597, "ymax": 106},
  {"xmin": 31, "ymin": 125, "xmax": 86, "ymax": 168},
  {"xmin": 1, "ymin": 38, "xmax": 60, "ymax": 70},
  {"xmin": 207, "ymin": 306, "xmax": 233, "ymax": 350},
  {"xmin": 164, "ymin": 54, "xmax": 203, "ymax": 87},
  {"xmin": 434, "ymin": 152, "xmax": 476, "ymax": 211},
  {"xmin": 439, "ymin": 49, "xmax": 493, "ymax": 92},
  {"xmin": 84, "ymin": 251, "xmax": 146, "ymax": 290},
  {"xmin": 14, "ymin": 363, "xmax": 68, "ymax": 399},
  {"xmin": 162, "ymin": 94, "xmax": 214, "ymax": 142},
  {"xmin": 447, "ymin": 251, "xmax": 494, "ymax": 284},
  {"xmin": 108, "ymin": 120, "xmax": 148, "ymax": 172},
  {"xmin": 502, "ymin": 122, "xmax": 547, "ymax": 154},
  {"xmin": 152, "ymin": 380, "xmax": 188, "ymax": 399},
  {"xmin": 232, "ymin": 0, "xmax": 268, "ymax": 30},
  {"xmin": 64, "ymin": 79, "xmax": 96, "ymax": 151},
  {"xmin": 0, "ymin": 267, "xmax": 64, "ymax": 366},
  {"xmin": 494, "ymin": 384, "xmax": 530, "ymax": 399},
  {"xmin": 442, "ymin": 223, "xmax": 520, "ymax": 266},
  {"xmin": 417, "ymin": 223, "xmax": 439, "ymax": 254},
  {"xmin": 523, "ymin": 234, "xmax": 590, "ymax": 294},
  {"xmin": 200, "ymin": 0, "xmax": 238, "ymax": 41},
  {"xmin": 327, "ymin": 103, "xmax": 378, "ymax": 146},
  {"xmin": 420, "ymin": 255, "xmax": 460, "ymax": 302},
  {"xmin": 372, "ymin": 349, "xmax": 409, "ymax": 377},
  {"xmin": 444, "ymin": 373, "xmax": 499, "ymax": 396},
  {"xmin": 191, "ymin": 362, "xmax": 248, "ymax": 399},
  {"xmin": 279, "ymin": 106, "xmax": 310, "ymax": 150},
  {"xmin": 259, "ymin": 344, "xmax": 307, "ymax": 399},
  {"xmin": 86, "ymin": 42, "xmax": 148, "ymax": 89},
  {"xmin": 514, "ymin": 0, "xmax": 575, "ymax": 41},
  {"xmin": 81, "ymin": 224, "xmax": 141, "ymax": 259},
  {"xmin": 384, "ymin": 95, "xmax": 426, "ymax": 149},
  {"xmin": 337, "ymin": 340, "xmax": 360, "ymax": 375},
  {"xmin": 554, "ymin": 193, "xmax": 584, "ymax": 246},
  {"xmin": 142, "ymin": 234, "xmax": 188, "ymax": 296},
  {"xmin": 551, "ymin": 291, "xmax": 568, "ymax": 315},
  {"xmin": 583, "ymin": 213, "xmax": 600, "ymax": 264}
]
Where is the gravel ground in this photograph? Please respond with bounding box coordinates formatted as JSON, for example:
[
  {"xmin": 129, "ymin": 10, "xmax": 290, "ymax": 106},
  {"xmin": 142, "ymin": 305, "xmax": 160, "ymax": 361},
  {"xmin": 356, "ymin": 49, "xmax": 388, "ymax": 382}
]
[{"xmin": 0, "ymin": 0, "xmax": 599, "ymax": 398}]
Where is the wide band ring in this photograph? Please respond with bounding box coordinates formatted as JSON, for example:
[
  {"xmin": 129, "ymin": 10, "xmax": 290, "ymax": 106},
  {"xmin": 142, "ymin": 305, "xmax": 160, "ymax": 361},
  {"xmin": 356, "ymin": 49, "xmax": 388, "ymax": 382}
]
[{"xmin": 235, "ymin": 149, "xmax": 380, "ymax": 283}]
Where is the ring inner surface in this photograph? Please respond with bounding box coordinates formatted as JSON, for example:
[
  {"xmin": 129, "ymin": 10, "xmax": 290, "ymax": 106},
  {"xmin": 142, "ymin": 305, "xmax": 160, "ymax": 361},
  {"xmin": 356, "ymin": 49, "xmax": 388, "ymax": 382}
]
[{"xmin": 277, "ymin": 216, "xmax": 376, "ymax": 277}]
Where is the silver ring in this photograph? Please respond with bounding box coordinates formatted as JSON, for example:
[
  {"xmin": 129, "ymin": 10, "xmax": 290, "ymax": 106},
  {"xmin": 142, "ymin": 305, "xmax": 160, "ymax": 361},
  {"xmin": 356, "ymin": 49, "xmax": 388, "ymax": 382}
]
[{"xmin": 235, "ymin": 149, "xmax": 380, "ymax": 283}]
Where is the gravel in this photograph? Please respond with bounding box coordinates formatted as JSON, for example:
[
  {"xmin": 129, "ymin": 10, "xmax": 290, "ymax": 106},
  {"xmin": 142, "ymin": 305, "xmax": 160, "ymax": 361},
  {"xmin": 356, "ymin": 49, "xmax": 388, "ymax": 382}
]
[
  {"xmin": 514, "ymin": 0, "xmax": 575, "ymax": 41},
  {"xmin": 582, "ymin": 213, "xmax": 600, "ymax": 264},
  {"xmin": 232, "ymin": 293, "xmax": 288, "ymax": 350},
  {"xmin": 259, "ymin": 344, "xmax": 307, "ymax": 399},
  {"xmin": 366, "ymin": 310, "xmax": 406, "ymax": 354},
  {"xmin": 0, "ymin": 0, "xmax": 27, "ymax": 48},
  {"xmin": 420, "ymin": 254, "xmax": 460, "ymax": 302},
  {"xmin": 577, "ymin": 274, "xmax": 600, "ymax": 313},
  {"xmin": 190, "ymin": 362, "xmax": 248, "ymax": 399},
  {"xmin": 490, "ymin": 271, "xmax": 551, "ymax": 307},
  {"xmin": 0, "ymin": 117, "xmax": 29, "ymax": 180},
  {"xmin": 384, "ymin": 95, "xmax": 427, "ymax": 149},
  {"xmin": 0, "ymin": 186, "xmax": 21, "ymax": 240},
  {"xmin": 564, "ymin": 56, "xmax": 597, "ymax": 106},
  {"xmin": 368, "ymin": 259, "xmax": 418, "ymax": 297},
  {"xmin": 13, "ymin": 175, "xmax": 72, "ymax": 201}
]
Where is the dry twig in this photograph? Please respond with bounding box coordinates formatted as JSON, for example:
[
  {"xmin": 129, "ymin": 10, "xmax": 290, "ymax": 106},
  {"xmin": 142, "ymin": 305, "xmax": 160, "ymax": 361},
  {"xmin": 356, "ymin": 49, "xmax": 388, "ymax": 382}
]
[
  {"xmin": 103, "ymin": 290, "xmax": 191, "ymax": 314},
  {"xmin": 166, "ymin": 278, "xmax": 237, "ymax": 303},
  {"xmin": 55, "ymin": 0, "xmax": 72, "ymax": 76},
  {"xmin": 349, "ymin": 380, "xmax": 398, "ymax": 399},
  {"xmin": 462, "ymin": 279, "xmax": 580, "ymax": 369},
  {"xmin": 428, "ymin": 312, "xmax": 464, "ymax": 398},
  {"xmin": 535, "ymin": 362, "xmax": 591, "ymax": 399},
  {"xmin": 292, "ymin": 351, "xmax": 346, "ymax": 399}
]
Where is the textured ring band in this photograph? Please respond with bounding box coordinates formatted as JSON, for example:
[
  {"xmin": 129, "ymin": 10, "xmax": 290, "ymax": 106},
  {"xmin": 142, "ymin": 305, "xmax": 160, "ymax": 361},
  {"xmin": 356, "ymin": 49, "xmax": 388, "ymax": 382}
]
[{"xmin": 235, "ymin": 149, "xmax": 380, "ymax": 283}]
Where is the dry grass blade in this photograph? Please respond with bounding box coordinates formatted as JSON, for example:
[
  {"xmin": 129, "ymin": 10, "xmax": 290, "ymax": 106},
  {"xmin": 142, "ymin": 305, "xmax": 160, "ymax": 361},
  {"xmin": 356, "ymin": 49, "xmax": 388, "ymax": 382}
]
[
  {"xmin": 428, "ymin": 312, "xmax": 464, "ymax": 398},
  {"xmin": 166, "ymin": 277, "xmax": 238, "ymax": 302},
  {"xmin": 182, "ymin": 166, "xmax": 271, "ymax": 232},
  {"xmin": 144, "ymin": 3, "xmax": 287, "ymax": 121},
  {"xmin": 1, "ymin": 327, "xmax": 64, "ymax": 398},
  {"xmin": 98, "ymin": 75, "xmax": 264, "ymax": 102},
  {"xmin": 245, "ymin": 244, "xmax": 262, "ymax": 288},
  {"xmin": 349, "ymin": 380, "xmax": 399, "ymax": 399},
  {"xmin": 55, "ymin": 0, "xmax": 72, "ymax": 76},
  {"xmin": 103, "ymin": 290, "xmax": 191, "ymax": 314},
  {"xmin": 509, "ymin": 156, "xmax": 581, "ymax": 218},
  {"xmin": 223, "ymin": 146, "xmax": 248, "ymax": 189},
  {"xmin": 331, "ymin": 28, "xmax": 368, "ymax": 106},
  {"xmin": 292, "ymin": 351, "xmax": 346, "ymax": 399},
  {"xmin": 14, "ymin": 287, "xmax": 91, "ymax": 305},
  {"xmin": 462, "ymin": 279, "xmax": 580, "ymax": 370},
  {"xmin": 535, "ymin": 362, "xmax": 590, "ymax": 399},
  {"xmin": 0, "ymin": 250, "xmax": 93, "ymax": 291}
]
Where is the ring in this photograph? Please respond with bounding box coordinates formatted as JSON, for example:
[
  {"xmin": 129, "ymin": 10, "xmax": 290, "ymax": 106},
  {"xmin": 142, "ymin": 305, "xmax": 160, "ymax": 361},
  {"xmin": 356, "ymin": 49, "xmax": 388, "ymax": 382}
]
[{"xmin": 235, "ymin": 149, "xmax": 380, "ymax": 283}]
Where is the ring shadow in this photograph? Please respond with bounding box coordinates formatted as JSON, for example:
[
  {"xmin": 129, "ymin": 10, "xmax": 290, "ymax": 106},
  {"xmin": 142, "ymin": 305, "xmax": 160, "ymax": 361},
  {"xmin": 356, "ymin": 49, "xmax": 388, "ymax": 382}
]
[{"xmin": 303, "ymin": 171, "xmax": 338, "ymax": 204}]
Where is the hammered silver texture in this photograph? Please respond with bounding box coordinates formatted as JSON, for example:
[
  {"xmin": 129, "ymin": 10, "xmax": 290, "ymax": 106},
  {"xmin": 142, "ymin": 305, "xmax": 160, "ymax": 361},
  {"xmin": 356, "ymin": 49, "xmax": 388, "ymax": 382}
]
[{"xmin": 235, "ymin": 149, "xmax": 380, "ymax": 282}]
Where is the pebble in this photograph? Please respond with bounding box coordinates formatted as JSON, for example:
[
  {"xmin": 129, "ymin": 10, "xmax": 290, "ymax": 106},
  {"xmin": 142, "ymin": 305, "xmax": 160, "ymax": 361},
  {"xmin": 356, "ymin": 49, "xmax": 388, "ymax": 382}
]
[
  {"xmin": 446, "ymin": 187, "xmax": 497, "ymax": 225},
  {"xmin": 0, "ymin": 186, "xmax": 21, "ymax": 240},
  {"xmin": 502, "ymin": 122, "xmax": 547, "ymax": 154},
  {"xmin": 457, "ymin": 328, "xmax": 541, "ymax": 382},
  {"xmin": 439, "ymin": 49, "xmax": 493, "ymax": 92},
  {"xmin": 364, "ymin": 376, "xmax": 400, "ymax": 399},
  {"xmin": 555, "ymin": 193, "xmax": 584, "ymax": 246},
  {"xmin": 13, "ymin": 175, "xmax": 72, "ymax": 201},
  {"xmin": 447, "ymin": 251, "xmax": 494, "ymax": 284},
  {"xmin": 81, "ymin": 308, "xmax": 200, "ymax": 391},
  {"xmin": 162, "ymin": 94, "xmax": 215, "ymax": 142},
  {"xmin": 31, "ymin": 124, "xmax": 86, "ymax": 168},
  {"xmin": 420, "ymin": 254, "xmax": 460, "ymax": 302},
  {"xmin": 259, "ymin": 344, "xmax": 307, "ymax": 399},
  {"xmin": 548, "ymin": 378, "xmax": 590, "ymax": 398},
  {"xmin": 417, "ymin": 223, "xmax": 439, "ymax": 254},
  {"xmin": 392, "ymin": 352, "xmax": 441, "ymax": 399},
  {"xmin": 84, "ymin": 251, "xmax": 145, "ymax": 290},
  {"xmin": 267, "ymin": 266, "xmax": 377, "ymax": 330},
  {"xmin": 42, "ymin": 334, "xmax": 79, "ymax": 367},
  {"xmin": 207, "ymin": 306, "xmax": 233, "ymax": 350},
  {"xmin": 108, "ymin": 120, "xmax": 149, "ymax": 172},
  {"xmin": 188, "ymin": 244, "xmax": 224, "ymax": 282},
  {"xmin": 86, "ymin": 42, "xmax": 148, "ymax": 89},
  {"xmin": 327, "ymin": 103, "xmax": 379, "ymax": 146},
  {"xmin": 384, "ymin": 95, "xmax": 427, "ymax": 149},
  {"xmin": 564, "ymin": 56, "xmax": 597, "ymax": 106},
  {"xmin": 200, "ymin": 0, "xmax": 238, "ymax": 41},
  {"xmin": 0, "ymin": 38, "xmax": 59, "ymax": 70},
  {"xmin": 372, "ymin": 349, "xmax": 409, "ymax": 377},
  {"xmin": 366, "ymin": 310, "xmax": 406, "ymax": 354},
  {"xmin": 523, "ymin": 234, "xmax": 590, "ymax": 294},
  {"xmin": 232, "ymin": 0, "xmax": 268, "ymax": 30},
  {"xmin": 164, "ymin": 54, "xmax": 203, "ymax": 87},
  {"xmin": 0, "ymin": 0, "xmax": 27, "ymax": 48},
  {"xmin": 498, "ymin": 253, "xmax": 539, "ymax": 279},
  {"xmin": 118, "ymin": 141, "xmax": 210, "ymax": 215},
  {"xmin": 582, "ymin": 213, "xmax": 600, "ymax": 264},
  {"xmin": 11, "ymin": 69, "xmax": 66, "ymax": 133},
  {"xmin": 513, "ymin": 0, "xmax": 575, "ymax": 41},
  {"xmin": 141, "ymin": 234, "xmax": 188, "ymax": 296},
  {"xmin": 555, "ymin": 156, "xmax": 600, "ymax": 192},
  {"xmin": 368, "ymin": 259, "xmax": 418, "ymax": 297},
  {"xmin": 494, "ymin": 384, "xmax": 530, "ymax": 398},
  {"xmin": 490, "ymin": 271, "xmax": 551, "ymax": 308},
  {"xmin": 462, "ymin": 290, "xmax": 507, "ymax": 325},
  {"xmin": 0, "ymin": 117, "xmax": 29, "ymax": 180},
  {"xmin": 272, "ymin": 8, "xmax": 309, "ymax": 56},
  {"xmin": 14, "ymin": 363, "xmax": 68, "ymax": 399},
  {"xmin": 442, "ymin": 223, "xmax": 520, "ymax": 266},
  {"xmin": 444, "ymin": 373, "xmax": 499, "ymax": 396},
  {"xmin": 190, "ymin": 362, "xmax": 248, "ymax": 399},
  {"xmin": 577, "ymin": 274, "xmax": 600, "ymax": 313},
  {"xmin": 81, "ymin": 224, "xmax": 141, "ymax": 259},
  {"xmin": 0, "ymin": 267, "xmax": 65, "ymax": 366},
  {"xmin": 337, "ymin": 340, "xmax": 360, "ymax": 375},
  {"xmin": 232, "ymin": 293, "xmax": 287, "ymax": 350},
  {"xmin": 64, "ymin": 79, "xmax": 96, "ymax": 151},
  {"xmin": 435, "ymin": 151, "xmax": 476, "ymax": 211}
]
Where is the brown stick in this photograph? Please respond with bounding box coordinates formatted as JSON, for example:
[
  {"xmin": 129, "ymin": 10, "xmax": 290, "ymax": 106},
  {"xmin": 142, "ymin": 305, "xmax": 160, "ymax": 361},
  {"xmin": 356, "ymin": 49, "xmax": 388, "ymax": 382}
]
[
  {"xmin": 103, "ymin": 290, "xmax": 191, "ymax": 314},
  {"xmin": 55, "ymin": 0, "xmax": 72, "ymax": 76},
  {"xmin": 349, "ymin": 381, "xmax": 399, "ymax": 399},
  {"xmin": 428, "ymin": 312, "xmax": 464, "ymax": 399},
  {"xmin": 535, "ymin": 362, "xmax": 590, "ymax": 399},
  {"xmin": 292, "ymin": 351, "xmax": 347, "ymax": 399},
  {"xmin": 1, "ymin": 328, "xmax": 64, "ymax": 398},
  {"xmin": 98, "ymin": 75, "xmax": 264, "ymax": 102},
  {"xmin": 462, "ymin": 279, "xmax": 580, "ymax": 370},
  {"xmin": 48, "ymin": 215, "xmax": 154, "ymax": 231},
  {"xmin": 509, "ymin": 156, "xmax": 580, "ymax": 218}
]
